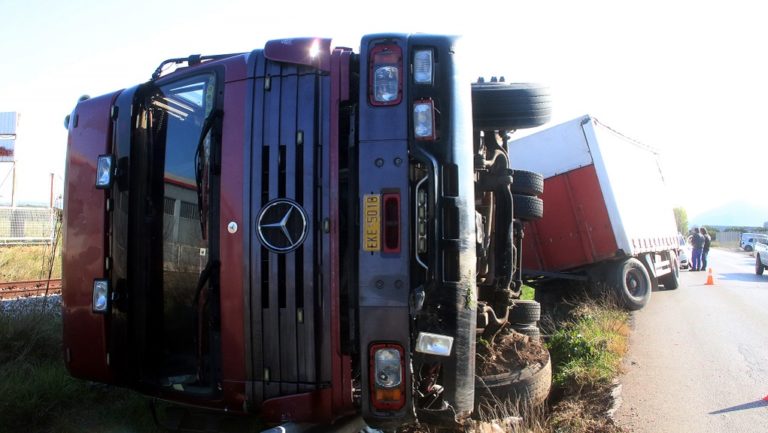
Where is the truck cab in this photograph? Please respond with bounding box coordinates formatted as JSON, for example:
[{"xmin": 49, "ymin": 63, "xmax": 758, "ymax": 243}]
[{"xmin": 62, "ymin": 34, "xmax": 551, "ymax": 430}]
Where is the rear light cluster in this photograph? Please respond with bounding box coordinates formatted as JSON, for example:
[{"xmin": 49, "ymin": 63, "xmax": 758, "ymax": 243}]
[{"xmin": 370, "ymin": 344, "xmax": 406, "ymax": 411}]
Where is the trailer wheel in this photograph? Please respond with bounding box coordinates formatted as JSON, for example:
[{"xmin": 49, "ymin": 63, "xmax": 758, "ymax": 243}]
[
  {"xmin": 512, "ymin": 194, "xmax": 544, "ymax": 221},
  {"xmin": 757, "ymin": 255, "xmax": 765, "ymax": 276},
  {"xmin": 612, "ymin": 258, "xmax": 652, "ymax": 310},
  {"xmin": 659, "ymin": 253, "xmax": 680, "ymax": 290},
  {"xmin": 471, "ymin": 82, "xmax": 552, "ymax": 131},
  {"xmin": 508, "ymin": 300, "xmax": 541, "ymax": 324},
  {"xmin": 510, "ymin": 169, "xmax": 544, "ymax": 196}
]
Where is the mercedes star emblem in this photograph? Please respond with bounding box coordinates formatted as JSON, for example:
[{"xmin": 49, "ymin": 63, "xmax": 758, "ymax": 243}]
[{"xmin": 256, "ymin": 199, "xmax": 308, "ymax": 253}]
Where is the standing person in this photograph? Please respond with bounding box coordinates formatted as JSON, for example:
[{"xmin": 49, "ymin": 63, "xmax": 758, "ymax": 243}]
[
  {"xmin": 700, "ymin": 227, "xmax": 711, "ymax": 271},
  {"xmin": 690, "ymin": 228, "xmax": 705, "ymax": 271}
]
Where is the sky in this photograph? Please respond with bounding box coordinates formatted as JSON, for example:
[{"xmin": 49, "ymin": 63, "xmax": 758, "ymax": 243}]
[{"xmin": 0, "ymin": 0, "xmax": 765, "ymax": 224}]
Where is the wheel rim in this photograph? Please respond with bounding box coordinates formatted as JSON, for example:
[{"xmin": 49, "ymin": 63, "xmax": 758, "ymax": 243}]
[{"xmin": 626, "ymin": 268, "xmax": 647, "ymax": 299}]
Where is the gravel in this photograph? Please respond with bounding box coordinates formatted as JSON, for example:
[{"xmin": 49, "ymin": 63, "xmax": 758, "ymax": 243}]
[{"xmin": 0, "ymin": 294, "xmax": 61, "ymax": 317}]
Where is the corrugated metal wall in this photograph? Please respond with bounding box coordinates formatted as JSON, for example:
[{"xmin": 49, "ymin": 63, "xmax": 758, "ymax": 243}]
[
  {"xmin": 0, "ymin": 112, "xmax": 18, "ymax": 135},
  {"xmin": 0, "ymin": 112, "xmax": 17, "ymax": 163},
  {"xmin": 717, "ymin": 231, "xmax": 740, "ymax": 245}
]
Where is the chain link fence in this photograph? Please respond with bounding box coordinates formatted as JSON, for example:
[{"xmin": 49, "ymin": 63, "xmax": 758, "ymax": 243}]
[{"xmin": 0, "ymin": 207, "xmax": 60, "ymax": 245}]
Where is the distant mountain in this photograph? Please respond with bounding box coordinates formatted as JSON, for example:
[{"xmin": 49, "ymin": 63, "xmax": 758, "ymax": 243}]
[{"xmin": 690, "ymin": 201, "xmax": 768, "ymax": 228}]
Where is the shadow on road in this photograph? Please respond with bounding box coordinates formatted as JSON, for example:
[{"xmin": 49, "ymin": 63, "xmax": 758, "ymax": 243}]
[{"xmin": 709, "ymin": 399, "xmax": 768, "ymax": 415}]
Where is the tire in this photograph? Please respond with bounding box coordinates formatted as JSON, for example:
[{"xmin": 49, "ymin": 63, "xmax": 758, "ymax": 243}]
[
  {"xmin": 475, "ymin": 353, "xmax": 551, "ymax": 408},
  {"xmin": 471, "ymin": 82, "xmax": 552, "ymax": 131},
  {"xmin": 512, "ymin": 195, "xmax": 543, "ymax": 221},
  {"xmin": 745, "ymin": 245, "xmax": 754, "ymax": 252},
  {"xmin": 611, "ymin": 258, "xmax": 652, "ymax": 311},
  {"xmin": 510, "ymin": 324, "xmax": 541, "ymax": 342},
  {"xmin": 757, "ymin": 255, "xmax": 765, "ymax": 276},
  {"xmin": 659, "ymin": 253, "xmax": 680, "ymax": 290},
  {"xmin": 510, "ymin": 169, "xmax": 544, "ymax": 196},
  {"xmin": 508, "ymin": 300, "xmax": 541, "ymax": 324}
]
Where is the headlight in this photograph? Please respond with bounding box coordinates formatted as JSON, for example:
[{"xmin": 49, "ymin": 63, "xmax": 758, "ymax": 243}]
[
  {"xmin": 92, "ymin": 279, "xmax": 110, "ymax": 314},
  {"xmin": 374, "ymin": 347, "xmax": 402, "ymax": 388},
  {"xmin": 374, "ymin": 66, "xmax": 399, "ymax": 103},
  {"xmin": 95, "ymin": 155, "xmax": 114, "ymax": 189},
  {"xmin": 413, "ymin": 49, "xmax": 433, "ymax": 84},
  {"xmin": 415, "ymin": 332, "xmax": 454, "ymax": 357},
  {"xmin": 413, "ymin": 99, "xmax": 435, "ymax": 140},
  {"xmin": 369, "ymin": 44, "xmax": 402, "ymax": 106}
]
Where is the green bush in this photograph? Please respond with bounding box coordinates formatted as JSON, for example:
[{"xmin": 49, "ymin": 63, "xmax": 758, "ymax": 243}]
[{"xmin": 546, "ymin": 302, "xmax": 629, "ymax": 389}]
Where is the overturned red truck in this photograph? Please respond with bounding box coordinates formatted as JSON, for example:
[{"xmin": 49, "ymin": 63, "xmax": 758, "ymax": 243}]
[{"xmin": 62, "ymin": 34, "xmax": 551, "ymax": 430}]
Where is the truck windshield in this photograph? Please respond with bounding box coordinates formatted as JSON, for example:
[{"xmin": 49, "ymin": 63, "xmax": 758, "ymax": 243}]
[{"xmin": 144, "ymin": 73, "xmax": 218, "ymax": 383}]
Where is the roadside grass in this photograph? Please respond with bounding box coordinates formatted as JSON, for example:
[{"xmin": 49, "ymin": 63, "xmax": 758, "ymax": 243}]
[
  {"xmin": 0, "ymin": 244, "xmax": 61, "ymax": 282},
  {"xmin": 543, "ymin": 293, "xmax": 630, "ymax": 433},
  {"xmin": 0, "ymin": 303, "xmax": 159, "ymax": 433},
  {"xmin": 1, "ymin": 285, "xmax": 630, "ymax": 433},
  {"xmin": 547, "ymin": 300, "xmax": 630, "ymax": 388}
]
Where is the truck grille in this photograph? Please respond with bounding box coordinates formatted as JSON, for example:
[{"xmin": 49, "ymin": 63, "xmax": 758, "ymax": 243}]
[{"xmin": 248, "ymin": 56, "xmax": 329, "ymax": 402}]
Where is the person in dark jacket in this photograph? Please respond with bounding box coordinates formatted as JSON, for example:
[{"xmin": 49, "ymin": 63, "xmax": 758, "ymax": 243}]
[
  {"xmin": 700, "ymin": 227, "xmax": 711, "ymax": 271},
  {"xmin": 690, "ymin": 228, "xmax": 705, "ymax": 271}
]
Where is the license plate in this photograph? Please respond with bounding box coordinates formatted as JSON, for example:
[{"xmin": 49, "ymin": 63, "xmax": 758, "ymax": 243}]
[{"xmin": 363, "ymin": 194, "xmax": 381, "ymax": 252}]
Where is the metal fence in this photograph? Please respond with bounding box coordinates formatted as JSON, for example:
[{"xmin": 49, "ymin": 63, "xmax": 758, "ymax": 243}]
[
  {"xmin": 716, "ymin": 231, "xmax": 741, "ymax": 246},
  {"xmin": 0, "ymin": 207, "xmax": 60, "ymax": 245}
]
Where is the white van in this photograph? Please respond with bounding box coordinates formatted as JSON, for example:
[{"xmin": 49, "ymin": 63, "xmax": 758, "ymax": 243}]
[{"xmin": 740, "ymin": 233, "xmax": 768, "ymax": 252}]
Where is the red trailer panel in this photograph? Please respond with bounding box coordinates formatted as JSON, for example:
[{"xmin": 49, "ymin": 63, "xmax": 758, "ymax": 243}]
[{"xmin": 523, "ymin": 165, "xmax": 618, "ymax": 271}]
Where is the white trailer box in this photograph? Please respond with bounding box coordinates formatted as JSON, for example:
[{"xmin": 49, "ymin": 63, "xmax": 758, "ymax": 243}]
[{"xmin": 509, "ymin": 115, "xmax": 680, "ymax": 309}]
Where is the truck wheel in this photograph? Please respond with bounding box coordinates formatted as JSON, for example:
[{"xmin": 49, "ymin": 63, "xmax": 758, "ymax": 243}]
[
  {"xmin": 659, "ymin": 254, "xmax": 680, "ymax": 290},
  {"xmin": 510, "ymin": 324, "xmax": 541, "ymax": 341},
  {"xmin": 476, "ymin": 353, "xmax": 551, "ymax": 408},
  {"xmin": 510, "ymin": 169, "xmax": 544, "ymax": 196},
  {"xmin": 512, "ymin": 194, "xmax": 543, "ymax": 221},
  {"xmin": 471, "ymin": 82, "xmax": 552, "ymax": 131},
  {"xmin": 508, "ymin": 300, "xmax": 541, "ymax": 324},
  {"xmin": 757, "ymin": 255, "xmax": 765, "ymax": 276},
  {"xmin": 612, "ymin": 258, "xmax": 652, "ymax": 310}
]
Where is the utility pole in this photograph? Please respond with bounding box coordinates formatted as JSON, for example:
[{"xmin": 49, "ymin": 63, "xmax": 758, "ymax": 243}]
[
  {"xmin": 49, "ymin": 172, "xmax": 54, "ymax": 208},
  {"xmin": 11, "ymin": 161, "xmax": 16, "ymax": 207}
]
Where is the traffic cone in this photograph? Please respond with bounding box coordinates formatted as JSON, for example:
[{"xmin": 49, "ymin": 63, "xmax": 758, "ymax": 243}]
[{"xmin": 705, "ymin": 268, "xmax": 714, "ymax": 285}]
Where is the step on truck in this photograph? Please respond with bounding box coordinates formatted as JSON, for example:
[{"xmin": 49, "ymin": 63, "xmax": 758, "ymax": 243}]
[
  {"xmin": 508, "ymin": 115, "xmax": 680, "ymax": 310},
  {"xmin": 62, "ymin": 34, "xmax": 551, "ymax": 431}
]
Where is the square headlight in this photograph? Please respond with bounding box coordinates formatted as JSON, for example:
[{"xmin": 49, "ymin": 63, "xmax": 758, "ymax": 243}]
[
  {"xmin": 95, "ymin": 155, "xmax": 114, "ymax": 189},
  {"xmin": 413, "ymin": 49, "xmax": 433, "ymax": 84},
  {"xmin": 415, "ymin": 332, "xmax": 454, "ymax": 357},
  {"xmin": 92, "ymin": 279, "xmax": 110, "ymax": 314}
]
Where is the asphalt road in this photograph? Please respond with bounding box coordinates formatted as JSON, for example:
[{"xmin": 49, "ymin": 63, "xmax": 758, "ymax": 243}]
[{"xmin": 615, "ymin": 248, "xmax": 768, "ymax": 433}]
